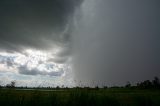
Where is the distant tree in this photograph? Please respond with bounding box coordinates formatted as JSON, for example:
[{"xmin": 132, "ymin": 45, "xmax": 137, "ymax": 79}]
[
  {"xmin": 56, "ymin": 86, "xmax": 60, "ymax": 89},
  {"xmin": 152, "ymin": 76, "xmax": 160, "ymax": 88},
  {"xmin": 6, "ymin": 84, "xmax": 11, "ymax": 88},
  {"xmin": 95, "ymin": 86, "xmax": 99, "ymax": 90},
  {"xmin": 0, "ymin": 81, "xmax": 2, "ymax": 88},
  {"xmin": 125, "ymin": 81, "xmax": 131, "ymax": 88},
  {"xmin": 6, "ymin": 81, "xmax": 16, "ymax": 88},
  {"xmin": 103, "ymin": 86, "xmax": 108, "ymax": 89},
  {"xmin": 136, "ymin": 82, "xmax": 140, "ymax": 87},
  {"xmin": 11, "ymin": 81, "xmax": 16, "ymax": 88},
  {"xmin": 136, "ymin": 77, "xmax": 160, "ymax": 89},
  {"xmin": 142, "ymin": 80, "xmax": 152, "ymax": 88}
]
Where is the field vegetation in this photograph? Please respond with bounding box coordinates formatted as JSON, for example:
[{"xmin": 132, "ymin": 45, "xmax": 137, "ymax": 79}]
[{"xmin": 0, "ymin": 77, "xmax": 160, "ymax": 106}]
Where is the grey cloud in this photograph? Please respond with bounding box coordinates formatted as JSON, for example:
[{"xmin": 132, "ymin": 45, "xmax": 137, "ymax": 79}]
[
  {"xmin": 47, "ymin": 46, "xmax": 72, "ymax": 63},
  {"xmin": 0, "ymin": 55, "xmax": 16, "ymax": 68},
  {"xmin": 72, "ymin": 0, "xmax": 160, "ymax": 86},
  {"xmin": 57, "ymin": 46, "xmax": 72, "ymax": 57},
  {"xmin": 0, "ymin": 0, "xmax": 83, "ymax": 52},
  {"xmin": 48, "ymin": 56, "xmax": 69, "ymax": 64},
  {"xmin": 18, "ymin": 65, "xmax": 64, "ymax": 76},
  {"xmin": 0, "ymin": 54, "xmax": 65, "ymax": 76}
]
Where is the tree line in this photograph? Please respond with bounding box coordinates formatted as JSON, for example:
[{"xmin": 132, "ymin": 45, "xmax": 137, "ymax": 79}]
[
  {"xmin": 0, "ymin": 77, "xmax": 160, "ymax": 89},
  {"xmin": 125, "ymin": 76, "xmax": 160, "ymax": 89}
]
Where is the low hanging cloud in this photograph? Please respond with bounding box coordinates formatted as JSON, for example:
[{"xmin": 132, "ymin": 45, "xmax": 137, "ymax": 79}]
[
  {"xmin": 18, "ymin": 65, "xmax": 64, "ymax": 76},
  {"xmin": 0, "ymin": 55, "xmax": 16, "ymax": 68},
  {"xmin": 0, "ymin": 53, "xmax": 65, "ymax": 77}
]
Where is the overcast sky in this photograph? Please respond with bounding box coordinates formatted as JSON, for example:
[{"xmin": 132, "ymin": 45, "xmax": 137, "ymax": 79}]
[{"xmin": 0, "ymin": 0, "xmax": 160, "ymax": 87}]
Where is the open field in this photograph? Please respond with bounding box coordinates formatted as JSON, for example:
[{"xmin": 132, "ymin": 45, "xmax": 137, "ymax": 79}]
[{"xmin": 0, "ymin": 88, "xmax": 160, "ymax": 106}]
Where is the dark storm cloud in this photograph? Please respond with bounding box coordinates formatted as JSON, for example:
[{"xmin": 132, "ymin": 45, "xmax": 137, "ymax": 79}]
[
  {"xmin": 73, "ymin": 0, "xmax": 160, "ymax": 86},
  {"xmin": 18, "ymin": 65, "xmax": 64, "ymax": 76},
  {"xmin": 0, "ymin": 0, "xmax": 83, "ymax": 52}
]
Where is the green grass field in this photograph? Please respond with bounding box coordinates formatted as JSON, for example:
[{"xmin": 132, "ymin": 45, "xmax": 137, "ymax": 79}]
[{"xmin": 0, "ymin": 88, "xmax": 160, "ymax": 106}]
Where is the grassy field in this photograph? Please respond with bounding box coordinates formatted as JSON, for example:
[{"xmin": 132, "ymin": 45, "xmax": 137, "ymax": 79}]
[{"xmin": 0, "ymin": 88, "xmax": 160, "ymax": 106}]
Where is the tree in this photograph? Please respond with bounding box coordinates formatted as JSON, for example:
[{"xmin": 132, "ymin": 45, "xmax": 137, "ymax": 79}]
[
  {"xmin": 142, "ymin": 80, "xmax": 152, "ymax": 88},
  {"xmin": 152, "ymin": 76, "xmax": 160, "ymax": 88},
  {"xmin": 125, "ymin": 81, "xmax": 131, "ymax": 88},
  {"xmin": 6, "ymin": 81, "xmax": 16, "ymax": 88},
  {"xmin": 11, "ymin": 81, "xmax": 16, "ymax": 88},
  {"xmin": 0, "ymin": 81, "xmax": 3, "ymax": 88}
]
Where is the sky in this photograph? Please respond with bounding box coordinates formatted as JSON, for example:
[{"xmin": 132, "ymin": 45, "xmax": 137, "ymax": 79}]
[{"xmin": 0, "ymin": 0, "xmax": 160, "ymax": 87}]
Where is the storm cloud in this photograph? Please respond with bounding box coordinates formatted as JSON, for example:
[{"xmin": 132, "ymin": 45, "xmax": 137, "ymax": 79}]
[
  {"xmin": 72, "ymin": 0, "xmax": 160, "ymax": 86},
  {"xmin": 0, "ymin": 0, "xmax": 83, "ymax": 52},
  {"xmin": 0, "ymin": 0, "xmax": 83, "ymax": 86}
]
